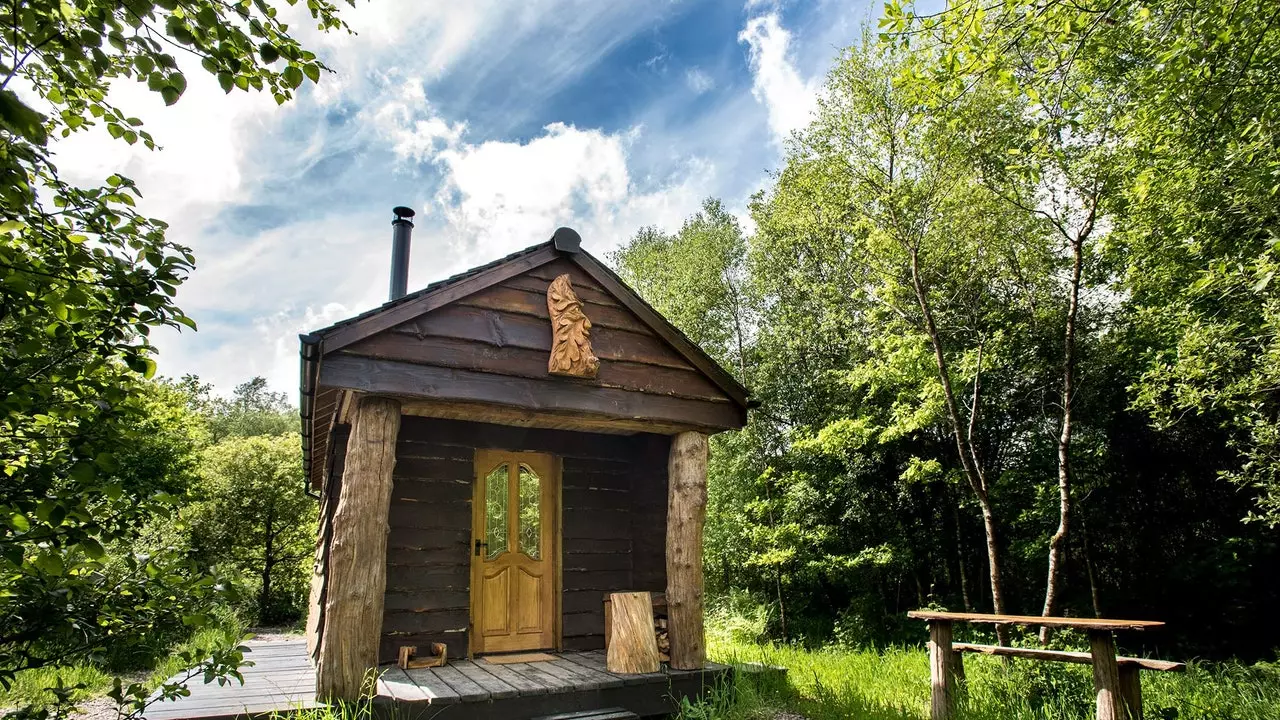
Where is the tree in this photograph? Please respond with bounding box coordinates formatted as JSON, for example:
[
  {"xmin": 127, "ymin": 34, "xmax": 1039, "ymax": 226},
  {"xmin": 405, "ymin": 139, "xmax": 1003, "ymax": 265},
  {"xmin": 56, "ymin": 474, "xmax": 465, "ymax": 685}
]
[
  {"xmin": 189, "ymin": 434, "xmax": 313, "ymax": 624},
  {"xmin": 612, "ymin": 199, "xmax": 785, "ymax": 631},
  {"xmin": 0, "ymin": 0, "xmax": 349, "ymax": 712},
  {"xmin": 751, "ymin": 40, "xmax": 1054, "ymax": 641},
  {"xmin": 883, "ymin": 0, "xmax": 1280, "ymax": 639},
  {"xmin": 612, "ymin": 199, "xmax": 755, "ymax": 377},
  {"xmin": 182, "ymin": 375, "xmax": 296, "ymax": 441}
]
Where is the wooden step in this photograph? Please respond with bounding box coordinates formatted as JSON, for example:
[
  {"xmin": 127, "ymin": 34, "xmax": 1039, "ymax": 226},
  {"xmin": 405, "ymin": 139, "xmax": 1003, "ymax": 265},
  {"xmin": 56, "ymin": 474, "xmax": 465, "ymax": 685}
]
[
  {"xmin": 953, "ymin": 643, "xmax": 1185, "ymax": 671},
  {"xmin": 531, "ymin": 709, "xmax": 640, "ymax": 720}
]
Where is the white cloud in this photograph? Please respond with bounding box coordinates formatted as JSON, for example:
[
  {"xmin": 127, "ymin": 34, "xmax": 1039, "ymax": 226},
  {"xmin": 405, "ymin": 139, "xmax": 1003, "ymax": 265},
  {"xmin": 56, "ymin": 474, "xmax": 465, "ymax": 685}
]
[
  {"xmin": 45, "ymin": 0, "xmax": 848, "ymax": 399},
  {"xmin": 685, "ymin": 67, "xmax": 715, "ymax": 94},
  {"xmin": 739, "ymin": 13, "xmax": 822, "ymax": 146}
]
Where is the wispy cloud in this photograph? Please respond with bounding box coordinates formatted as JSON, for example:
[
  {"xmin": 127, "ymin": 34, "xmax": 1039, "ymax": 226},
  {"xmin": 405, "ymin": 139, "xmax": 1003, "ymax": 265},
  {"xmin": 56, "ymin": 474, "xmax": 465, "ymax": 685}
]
[
  {"xmin": 48, "ymin": 0, "xmax": 860, "ymax": 397},
  {"xmin": 739, "ymin": 12, "xmax": 823, "ymax": 146},
  {"xmin": 686, "ymin": 67, "xmax": 716, "ymax": 94}
]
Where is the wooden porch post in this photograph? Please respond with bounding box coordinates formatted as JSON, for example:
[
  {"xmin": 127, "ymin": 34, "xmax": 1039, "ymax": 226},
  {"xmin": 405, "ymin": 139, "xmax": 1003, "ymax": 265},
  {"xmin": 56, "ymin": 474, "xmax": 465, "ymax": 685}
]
[
  {"xmin": 666, "ymin": 431, "xmax": 708, "ymax": 671},
  {"xmin": 316, "ymin": 396, "xmax": 401, "ymax": 701}
]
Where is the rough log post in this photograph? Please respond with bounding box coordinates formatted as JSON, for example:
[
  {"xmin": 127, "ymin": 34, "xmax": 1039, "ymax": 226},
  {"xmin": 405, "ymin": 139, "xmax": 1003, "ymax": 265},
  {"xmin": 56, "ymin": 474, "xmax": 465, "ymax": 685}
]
[
  {"xmin": 928, "ymin": 620, "xmax": 956, "ymax": 720},
  {"xmin": 1118, "ymin": 665, "xmax": 1143, "ymax": 720},
  {"xmin": 1090, "ymin": 630, "xmax": 1124, "ymax": 720},
  {"xmin": 666, "ymin": 431, "xmax": 708, "ymax": 671},
  {"xmin": 316, "ymin": 396, "xmax": 401, "ymax": 701}
]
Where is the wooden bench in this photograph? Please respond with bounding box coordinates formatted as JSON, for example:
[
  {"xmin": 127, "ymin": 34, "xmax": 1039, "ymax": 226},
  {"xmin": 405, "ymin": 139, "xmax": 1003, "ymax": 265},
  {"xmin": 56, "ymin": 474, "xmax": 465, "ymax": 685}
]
[
  {"xmin": 953, "ymin": 642, "xmax": 1185, "ymax": 718},
  {"xmin": 909, "ymin": 611, "xmax": 1183, "ymax": 720}
]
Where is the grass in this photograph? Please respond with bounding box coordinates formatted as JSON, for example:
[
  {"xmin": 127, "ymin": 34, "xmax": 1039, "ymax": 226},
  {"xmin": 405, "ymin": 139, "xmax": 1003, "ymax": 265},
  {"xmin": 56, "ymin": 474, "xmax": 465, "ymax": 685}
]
[
  {"xmin": 0, "ymin": 613, "xmax": 248, "ymax": 712},
  {"xmin": 694, "ymin": 632, "xmax": 1280, "ymax": 720}
]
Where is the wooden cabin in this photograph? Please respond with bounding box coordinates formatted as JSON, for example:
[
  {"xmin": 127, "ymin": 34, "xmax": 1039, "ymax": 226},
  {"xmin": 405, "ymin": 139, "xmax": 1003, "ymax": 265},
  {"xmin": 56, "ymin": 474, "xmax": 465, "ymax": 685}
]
[{"xmin": 299, "ymin": 217, "xmax": 750, "ymax": 705}]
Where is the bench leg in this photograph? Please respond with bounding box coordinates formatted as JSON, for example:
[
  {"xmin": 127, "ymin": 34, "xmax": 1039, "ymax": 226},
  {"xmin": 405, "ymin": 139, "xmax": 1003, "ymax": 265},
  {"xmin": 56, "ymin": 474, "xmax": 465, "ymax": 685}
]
[
  {"xmin": 928, "ymin": 620, "xmax": 956, "ymax": 720},
  {"xmin": 1089, "ymin": 630, "xmax": 1124, "ymax": 720},
  {"xmin": 948, "ymin": 650, "xmax": 966, "ymax": 686},
  {"xmin": 1118, "ymin": 666, "xmax": 1142, "ymax": 720}
]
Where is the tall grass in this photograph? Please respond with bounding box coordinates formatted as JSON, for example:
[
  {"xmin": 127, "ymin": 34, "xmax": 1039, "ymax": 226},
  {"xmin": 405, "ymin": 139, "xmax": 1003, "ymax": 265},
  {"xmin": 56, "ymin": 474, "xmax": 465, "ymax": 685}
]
[
  {"xmin": 698, "ymin": 620, "xmax": 1280, "ymax": 720},
  {"xmin": 0, "ymin": 609, "xmax": 247, "ymax": 711}
]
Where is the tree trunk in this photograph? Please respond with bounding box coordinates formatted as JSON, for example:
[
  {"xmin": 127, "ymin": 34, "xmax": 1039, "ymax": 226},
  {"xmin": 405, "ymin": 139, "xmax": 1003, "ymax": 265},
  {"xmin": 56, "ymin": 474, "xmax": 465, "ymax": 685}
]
[
  {"xmin": 666, "ymin": 431, "xmax": 709, "ymax": 670},
  {"xmin": 1041, "ymin": 232, "xmax": 1085, "ymax": 643},
  {"xmin": 1083, "ymin": 519, "xmax": 1102, "ymax": 617},
  {"xmin": 763, "ymin": 477, "xmax": 788, "ymax": 641},
  {"xmin": 316, "ymin": 396, "xmax": 401, "ymax": 701},
  {"xmin": 953, "ymin": 504, "xmax": 973, "ymax": 612},
  {"xmin": 908, "ymin": 246, "xmax": 1008, "ymax": 643}
]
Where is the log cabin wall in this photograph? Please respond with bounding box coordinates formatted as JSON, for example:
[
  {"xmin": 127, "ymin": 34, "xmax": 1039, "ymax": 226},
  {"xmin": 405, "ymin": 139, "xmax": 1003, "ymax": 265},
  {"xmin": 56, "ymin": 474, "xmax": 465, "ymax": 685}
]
[
  {"xmin": 327, "ymin": 257, "xmax": 745, "ymax": 435},
  {"xmin": 377, "ymin": 416, "xmax": 669, "ymax": 663}
]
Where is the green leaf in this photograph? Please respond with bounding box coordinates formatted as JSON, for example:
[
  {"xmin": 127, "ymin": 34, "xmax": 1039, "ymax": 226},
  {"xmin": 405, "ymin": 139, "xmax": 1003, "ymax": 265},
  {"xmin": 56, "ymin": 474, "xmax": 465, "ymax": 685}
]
[
  {"xmin": 8, "ymin": 513, "xmax": 29, "ymax": 532},
  {"xmin": 259, "ymin": 43, "xmax": 280, "ymax": 63},
  {"xmin": 80, "ymin": 537, "xmax": 106, "ymax": 560},
  {"xmin": 282, "ymin": 65, "xmax": 303, "ymax": 90},
  {"xmin": 160, "ymin": 86, "xmax": 182, "ymax": 106},
  {"xmin": 0, "ymin": 89, "xmax": 48, "ymax": 145},
  {"xmin": 303, "ymin": 64, "xmax": 320, "ymax": 83}
]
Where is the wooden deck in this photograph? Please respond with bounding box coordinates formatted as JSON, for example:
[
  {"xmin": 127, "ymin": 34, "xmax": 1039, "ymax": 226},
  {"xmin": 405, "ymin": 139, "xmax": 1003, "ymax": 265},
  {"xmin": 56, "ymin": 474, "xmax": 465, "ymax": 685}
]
[{"xmin": 143, "ymin": 639, "xmax": 734, "ymax": 720}]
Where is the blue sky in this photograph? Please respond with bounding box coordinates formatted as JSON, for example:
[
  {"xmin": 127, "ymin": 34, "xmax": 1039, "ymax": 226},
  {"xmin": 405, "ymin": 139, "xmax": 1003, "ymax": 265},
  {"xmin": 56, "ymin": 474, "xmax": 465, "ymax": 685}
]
[{"xmin": 56, "ymin": 0, "xmax": 878, "ymax": 396}]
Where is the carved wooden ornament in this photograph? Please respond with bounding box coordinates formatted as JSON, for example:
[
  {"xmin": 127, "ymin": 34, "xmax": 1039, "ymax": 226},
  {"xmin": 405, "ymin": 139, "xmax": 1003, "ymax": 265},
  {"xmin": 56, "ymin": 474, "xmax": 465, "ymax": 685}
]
[{"xmin": 546, "ymin": 274, "xmax": 600, "ymax": 378}]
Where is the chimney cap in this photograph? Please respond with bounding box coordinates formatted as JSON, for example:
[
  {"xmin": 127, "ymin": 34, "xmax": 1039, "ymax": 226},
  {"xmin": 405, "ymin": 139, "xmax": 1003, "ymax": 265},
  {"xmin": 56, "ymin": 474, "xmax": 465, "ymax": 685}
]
[
  {"xmin": 552, "ymin": 227, "xmax": 581, "ymax": 253},
  {"xmin": 392, "ymin": 206, "xmax": 416, "ymax": 223}
]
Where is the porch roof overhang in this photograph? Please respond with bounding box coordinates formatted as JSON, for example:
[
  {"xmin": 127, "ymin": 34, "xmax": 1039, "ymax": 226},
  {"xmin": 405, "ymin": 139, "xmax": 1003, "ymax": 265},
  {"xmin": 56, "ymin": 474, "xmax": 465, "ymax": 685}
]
[{"xmin": 299, "ymin": 230, "xmax": 751, "ymax": 490}]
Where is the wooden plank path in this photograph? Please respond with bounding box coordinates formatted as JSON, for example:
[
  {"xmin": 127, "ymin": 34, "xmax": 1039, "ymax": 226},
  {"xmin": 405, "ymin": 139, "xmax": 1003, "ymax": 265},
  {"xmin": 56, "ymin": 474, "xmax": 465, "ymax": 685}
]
[{"xmin": 144, "ymin": 641, "xmax": 734, "ymax": 720}]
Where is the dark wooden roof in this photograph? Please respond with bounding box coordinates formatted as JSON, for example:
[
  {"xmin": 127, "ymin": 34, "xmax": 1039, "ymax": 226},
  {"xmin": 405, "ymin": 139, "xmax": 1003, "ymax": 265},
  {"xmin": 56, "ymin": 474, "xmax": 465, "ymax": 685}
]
[{"xmin": 300, "ymin": 232, "xmax": 750, "ymax": 488}]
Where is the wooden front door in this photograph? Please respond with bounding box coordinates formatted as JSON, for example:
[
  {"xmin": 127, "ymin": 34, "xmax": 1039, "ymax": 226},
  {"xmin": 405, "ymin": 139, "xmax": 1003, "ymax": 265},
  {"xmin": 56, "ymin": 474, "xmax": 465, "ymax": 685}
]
[{"xmin": 471, "ymin": 449, "xmax": 558, "ymax": 654}]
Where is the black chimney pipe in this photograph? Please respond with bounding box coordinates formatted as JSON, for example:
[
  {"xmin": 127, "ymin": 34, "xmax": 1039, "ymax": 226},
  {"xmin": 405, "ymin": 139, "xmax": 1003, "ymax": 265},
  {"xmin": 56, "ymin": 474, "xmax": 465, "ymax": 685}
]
[{"xmin": 389, "ymin": 206, "xmax": 415, "ymax": 301}]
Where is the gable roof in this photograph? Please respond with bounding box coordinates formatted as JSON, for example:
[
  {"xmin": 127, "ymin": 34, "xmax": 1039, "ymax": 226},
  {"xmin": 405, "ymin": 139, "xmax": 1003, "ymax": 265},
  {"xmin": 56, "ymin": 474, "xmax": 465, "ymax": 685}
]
[{"xmin": 298, "ymin": 229, "xmax": 750, "ymax": 488}]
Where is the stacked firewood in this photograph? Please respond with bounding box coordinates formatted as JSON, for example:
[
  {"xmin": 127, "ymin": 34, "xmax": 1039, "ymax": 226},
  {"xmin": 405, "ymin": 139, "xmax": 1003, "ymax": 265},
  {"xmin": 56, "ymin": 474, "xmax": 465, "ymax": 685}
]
[{"xmin": 655, "ymin": 614, "xmax": 670, "ymax": 662}]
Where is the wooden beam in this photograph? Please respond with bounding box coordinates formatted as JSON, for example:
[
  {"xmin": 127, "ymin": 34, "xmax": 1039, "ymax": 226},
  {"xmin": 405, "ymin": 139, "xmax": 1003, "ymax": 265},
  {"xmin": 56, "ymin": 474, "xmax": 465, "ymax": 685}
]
[
  {"xmin": 665, "ymin": 431, "xmax": 707, "ymax": 670},
  {"xmin": 928, "ymin": 620, "xmax": 956, "ymax": 720},
  {"xmin": 321, "ymin": 355, "xmax": 746, "ymax": 431},
  {"xmin": 400, "ymin": 399, "xmax": 706, "ymax": 436},
  {"xmin": 953, "ymin": 643, "xmax": 1184, "ymax": 672},
  {"xmin": 321, "ymin": 245, "xmax": 561, "ymax": 353},
  {"xmin": 1090, "ymin": 630, "xmax": 1125, "ymax": 720},
  {"xmin": 908, "ymin": 611, "xmax": 1165, "ymax": 632},
  {"xmin": 567, "ymin": 252, "xmax": 749, "ymax": 407},
  {"xmin": 316, "ymin": 396, "xmax": 402, "ymax": 701},
  {"xmin": 1118, "ymin": 665, "xmax": 1143, "ymax": 720}
]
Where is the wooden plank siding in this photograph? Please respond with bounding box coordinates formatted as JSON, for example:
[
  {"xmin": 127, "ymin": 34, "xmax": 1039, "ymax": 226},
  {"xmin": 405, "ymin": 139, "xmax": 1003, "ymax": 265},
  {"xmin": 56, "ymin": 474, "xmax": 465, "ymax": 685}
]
[
  {"xmin": 328, "ymin": 259, "xmax": 744, "ymax": 433},
  {"xmin": 307, "ymin": 424, "xmax": 349, "ymax": 660},
  {"xmin": 377, "ymin": 417, "xmax": 669, "ymax": 664}
]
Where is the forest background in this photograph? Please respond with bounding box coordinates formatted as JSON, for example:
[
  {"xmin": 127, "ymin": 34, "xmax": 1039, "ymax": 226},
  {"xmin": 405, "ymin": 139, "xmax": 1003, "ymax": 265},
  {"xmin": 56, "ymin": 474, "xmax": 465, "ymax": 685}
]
[{"xmin": 3, "ymin": 0, "xmax": 1280, "ymax": 717}]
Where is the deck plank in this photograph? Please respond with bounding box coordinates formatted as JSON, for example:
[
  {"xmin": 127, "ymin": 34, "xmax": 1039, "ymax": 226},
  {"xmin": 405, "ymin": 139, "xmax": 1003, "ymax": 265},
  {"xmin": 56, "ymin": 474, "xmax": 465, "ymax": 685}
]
[
  {"xmin": 431, "ymin": 665, "xmax": 490, "ymax": 702},
  {"xmin": 536, "ymin": 659, "xmax": 607, "ymax": 690},
  {"xmin": 403, "ymin": 666, "xmax": 463, "ymax": 705},
  {"xmin": 551, "ymin": 655, "xmax": 626, "ymax": 689},
  {"xmin": 502, "ymin": 662, "xmax": 578, "ymax": 694},
  {"xmin": 378, "ymin": 667, "xmax": 432, "ymax": 703},
  {"xmin": 576, "ymin": 651, "xmax": 665, "ymax": 683},
  {"xmin": 144, "ymin": 643, "xmax": 732, "ymax": 720},
  {"xmin": 454, "ymin": 662, "xmax": 520, "ymax": 699},
  {"xmin": 478, "ymin": 661, "xmax": 550, "ymax": 695}
]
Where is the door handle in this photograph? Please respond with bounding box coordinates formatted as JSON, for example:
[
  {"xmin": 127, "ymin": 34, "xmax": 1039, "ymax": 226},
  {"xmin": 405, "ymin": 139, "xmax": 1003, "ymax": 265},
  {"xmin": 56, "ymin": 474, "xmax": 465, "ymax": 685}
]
[{"xmin": 474, "ymin": 539, "xmax": 487, "ymax": 557}]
